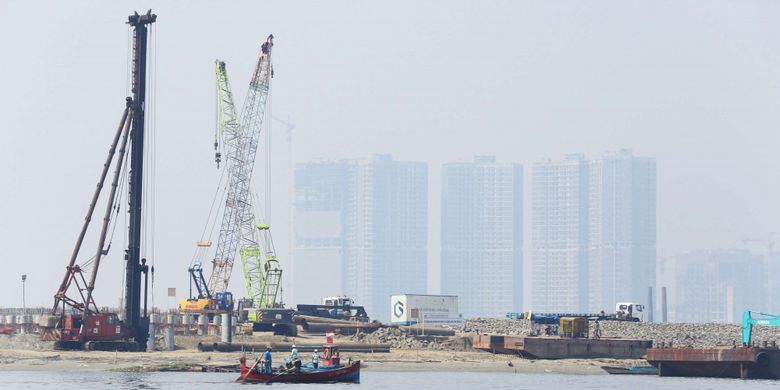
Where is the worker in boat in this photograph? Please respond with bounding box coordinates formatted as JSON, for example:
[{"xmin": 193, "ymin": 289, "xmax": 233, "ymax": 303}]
[
  {"xmin": 290, "ymin": 344, "xmax": 299, "ymax": 361},
  {"xmin": 261, "ymin": 34, "xmax": 274, "ymax": 56},
  {"xmin": 288, "ymin": 344, "xmax": 300, "ymax": 370},
  {"xmin": 312, "ymin": 349, "xmax": 320, "ymax": 369},
  {"xmin": 262, "ymin": 347, "xmax": 273, "ymax": 374},
  {"xmin": 593, "ymin": 319, "xmax": 601, "ymax": 339}
]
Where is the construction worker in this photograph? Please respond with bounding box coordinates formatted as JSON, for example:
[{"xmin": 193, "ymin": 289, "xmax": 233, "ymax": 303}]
[
  {"xmin": 262, "ymin": 347, "xmax": 273, "ymax": 374},
  {"xmin": 290, "ymin": 344, "xmax": 299, "ymax": 363},
  {"xmin": 312, "ymin": 349, "xmax": 320, "ymax": 369},
  {"xmin": 594, "ymin": 319, "xmax": 602, "ymax": 339}
]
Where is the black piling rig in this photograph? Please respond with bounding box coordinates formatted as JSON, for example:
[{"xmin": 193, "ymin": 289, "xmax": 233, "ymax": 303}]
[{"xmin": 125, "ymin": 9, "xmax": 156, "ymax": 351}]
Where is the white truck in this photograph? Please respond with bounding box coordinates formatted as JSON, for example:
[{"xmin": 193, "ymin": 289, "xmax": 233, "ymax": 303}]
[{"xmin": 615, "ymin": 302, "xmax": 645, "ymax": 321}]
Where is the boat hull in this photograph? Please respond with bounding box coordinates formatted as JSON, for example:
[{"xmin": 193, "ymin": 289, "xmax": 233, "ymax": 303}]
[
  {"xmin": 237, "ymin": 360, "xmax": 361, "ymax": 384},
  {"xmin": 646, "ymin": 347, "xmax": 780, "ymax": 379},
  {"xmin": 601, "ymin": 366, "xmax": 658, "ymax": 375}
]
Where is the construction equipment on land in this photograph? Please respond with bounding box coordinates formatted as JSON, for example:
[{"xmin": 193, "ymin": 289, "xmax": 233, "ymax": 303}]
[
  {"xmin": 296, "ymin": 296, "xmax": 370, "ymax": 323},
  {"xmin": 46, "ymin": 10, "xmax": 157, "ymax": 351},
  {"xmin": 509, "ymin": 302, "xmax": 645, "ymax": 324},
  {"xmin": 179, "ymin": 59, "xmax": 245, "ymax": 318},
  {"xmin": 742, "ymin": 310, "xmax": 780, "ymax": 346},
  {"xmin": 182, "ymin": 35, "xmax": 289, "ymax": 333},
  {"xmin": 646, "ymin": 310, "xmax": 780, "ymax": 379}
]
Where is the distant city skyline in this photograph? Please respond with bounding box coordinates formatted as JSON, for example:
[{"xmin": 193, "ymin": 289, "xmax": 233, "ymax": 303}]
[
  {"xmin": 293, "ymin": 155, "xmax": 428, "ymax": 320},
  {"xmin": 658, "ymin": 249, "xmax": 769, "ymax": 323},
  {"xmin": 4, "ymin": 2, "xmax": 779, "ymax": 313},
  {"xmin": 292, "ymin": 150, "xmax": 657, "ymax": 319},
  {"xmin": 531, "ymin": 150, "xmax": 657, "ymax": 313}
]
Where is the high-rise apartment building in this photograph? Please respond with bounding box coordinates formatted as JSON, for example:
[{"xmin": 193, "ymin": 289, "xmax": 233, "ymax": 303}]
[
  {"xmin": 293, "ymin": 161, "xmax": 350, "ymax": 306},
  {"xmin": 441, "ymin": 156, "xmax": 523, "ymax": 318},
  {"xmin": 660, "ymin": 249, "xmax": 767, "ymax": 323},
  {"xmin": 588, "ymin": 149, "xmax": 656, "ymax": 312},
  {"xmin": 294, "ymin": 155, "xmax": 428, "ymax": 320},
  {"xmin": 531, "ymin": 150, "xmax": 656, "ymax": 313},
  {"xmin": 531, "ymin": 154, "xmax": 589, "ymax": 312}
]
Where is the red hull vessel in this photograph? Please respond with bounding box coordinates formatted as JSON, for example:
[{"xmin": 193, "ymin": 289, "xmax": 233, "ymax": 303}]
[{"xmin": 236, "ymin": 354, "xmax": 360, "ymax": 384}]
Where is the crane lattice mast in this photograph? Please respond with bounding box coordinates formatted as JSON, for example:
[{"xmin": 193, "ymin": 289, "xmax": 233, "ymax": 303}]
[{"xmin": 207, "ymin": 35, "xmax": 281, "ymax": 308}]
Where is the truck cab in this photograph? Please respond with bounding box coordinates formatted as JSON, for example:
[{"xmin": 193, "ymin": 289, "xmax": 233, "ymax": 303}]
[
  {"xmin": 322, "ymin": 296, "xmax": 354, "ymax": 306},
  {"xmin": 615, "ymin": 302, "xmax": 644, "ymax": 321}
]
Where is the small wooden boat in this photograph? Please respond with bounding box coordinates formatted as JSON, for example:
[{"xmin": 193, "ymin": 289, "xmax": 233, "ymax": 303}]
[
  {"xmin": 236, "ymin": 343, "xmax": 360, "ymax": 384},
  {"xmin": 601, "ymin": 365, "xmax": 658, "ymax": 375}
]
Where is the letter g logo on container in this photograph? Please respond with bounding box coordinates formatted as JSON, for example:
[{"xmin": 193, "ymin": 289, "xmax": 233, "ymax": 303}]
[{"xmin": 393, "ymin": 301, "xmax": 404, "ymax": 318}]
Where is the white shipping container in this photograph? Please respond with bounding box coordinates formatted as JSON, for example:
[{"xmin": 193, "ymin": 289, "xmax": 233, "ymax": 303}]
[{"xmin": 390, "ymin": 294, "xmax": 461, "ymax": 325}]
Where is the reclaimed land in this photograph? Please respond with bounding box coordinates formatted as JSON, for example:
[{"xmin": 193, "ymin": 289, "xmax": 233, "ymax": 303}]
[{"xmin": 1, "ymin": 319, "xmax": 778, "ymax": 373}]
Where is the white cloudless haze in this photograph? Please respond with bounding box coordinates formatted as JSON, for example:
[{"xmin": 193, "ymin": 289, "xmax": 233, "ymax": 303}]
[{"xmin": 0, "ymin": 0, "xmax": 778, "ymax": 308}]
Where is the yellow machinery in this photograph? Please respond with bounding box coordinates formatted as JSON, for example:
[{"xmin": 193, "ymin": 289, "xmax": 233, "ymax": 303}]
[{"xmin": 559, "ymin": 317, "xmax": 589, "ymax": 338}]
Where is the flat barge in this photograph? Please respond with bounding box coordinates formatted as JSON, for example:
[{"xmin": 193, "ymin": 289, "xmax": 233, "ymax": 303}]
[
  {"xmin": 472, "ymin": 335, "xmax": 651, "ymax": 359},
  {"xmin": 646, "ymin": 346, "xmax": 780, "ymax": 379}
]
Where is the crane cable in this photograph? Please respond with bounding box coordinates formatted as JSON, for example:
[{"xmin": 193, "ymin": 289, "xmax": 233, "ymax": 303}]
[
  {"xmin": 148, "ymin": 22, "xmax": 157, "ymax": 311},
  {"xmin": 190, "ymin": 166, "xmax": 228, "ymax": 268}
]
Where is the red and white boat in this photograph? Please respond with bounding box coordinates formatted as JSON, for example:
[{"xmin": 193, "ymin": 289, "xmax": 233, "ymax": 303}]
[{"xmin": 236, "ymin": 343, "xmax": 361, "ymax": 384}]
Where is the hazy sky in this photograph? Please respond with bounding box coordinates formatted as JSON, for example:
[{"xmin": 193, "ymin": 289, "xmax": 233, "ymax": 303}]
[{"xmin": 1, "ymin": 1, "xmax": 779, "ymax": 309}]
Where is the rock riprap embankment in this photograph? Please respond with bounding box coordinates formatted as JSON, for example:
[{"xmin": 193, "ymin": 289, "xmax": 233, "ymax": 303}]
[
  {"xmin": 349, "ymin": 327, "xmax": 468, "ymax": 350},
  {"xmin": 444, "ymin": 318, "xmax": 780, "ymax": 348},
  {"xmin": 599, "ymin": 321, "xmax": 780, "ymax": 348},
  {"xmin": 443, "ymin": 318, "xmax": 534, "ymax": 335}
]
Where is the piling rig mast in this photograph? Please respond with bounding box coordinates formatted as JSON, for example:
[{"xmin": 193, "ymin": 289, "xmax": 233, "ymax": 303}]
[{"xmin": 47, "ymin": 10, "xmax": 156, "ymax": 351}]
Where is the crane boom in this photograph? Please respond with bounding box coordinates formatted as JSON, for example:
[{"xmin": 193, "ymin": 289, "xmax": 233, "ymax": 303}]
[
  {"xmin": 207, "ymin": 36, "xmax": 274, "ymax": 295},
  {"xmin": 742, "ymin": 310, "xmax": 780, "ymax": 346},
  {"xmin": 186, "ymin": 60, "xmax": 242, "ymax": 301}
]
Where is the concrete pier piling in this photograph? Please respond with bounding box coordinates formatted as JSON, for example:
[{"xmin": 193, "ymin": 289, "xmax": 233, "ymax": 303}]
[
  {"xmin": 210, "ymin": 315, "xmax": 221, "ymax": 336},
  {"xmin": 221, "ymin": 313, "xmax": 232, "ymax": 343},
  {"xmin": 165, "ymin": 314, "xmax": 176, "ymax": 351},
  {"xmin": 182, "ymin": 314, "xmax": 193, "ymax": 335},
  {"xmin": 197, "ymin": 315, "xmax": 208, "ymax": 336},
  {"xmin": 148, "ymin": 313, "xmax": 160, "ymax": 352}
]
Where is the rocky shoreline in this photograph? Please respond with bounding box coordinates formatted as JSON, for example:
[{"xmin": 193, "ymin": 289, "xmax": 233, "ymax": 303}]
[{"xmin": 444, "ymin": 318, "xmax": 780, "ymax": 349}]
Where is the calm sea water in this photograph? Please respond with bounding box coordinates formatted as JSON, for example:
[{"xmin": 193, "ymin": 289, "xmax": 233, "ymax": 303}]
[{"xmin": 1, "ymin": 371, "xmax": 778, "ymax": 389}]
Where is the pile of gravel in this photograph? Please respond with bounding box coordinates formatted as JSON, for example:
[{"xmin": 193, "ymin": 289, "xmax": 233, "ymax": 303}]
[
  {"xmin": 443, "ymin": 318, "xmax": 534, "ymax": 336},
  {"xmin": 444, "ymin": 318, "xmax": 780, "ymax": 349},
  {"xmin": 350, "ymin": 327, "xmax": 447, "ymax": 350},
  {"xmin": 0, "ymin": 334, "xmax": 53, "ymax": 351},
  {"xmin": 599, "ymin": 321, "xmax": 780, "ymax": 348}
]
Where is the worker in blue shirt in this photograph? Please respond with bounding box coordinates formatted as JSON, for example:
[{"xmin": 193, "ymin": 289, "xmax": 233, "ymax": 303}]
[{"xmin": 262, "ymin": 347, "xmax": 273, "ymax": 374}]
